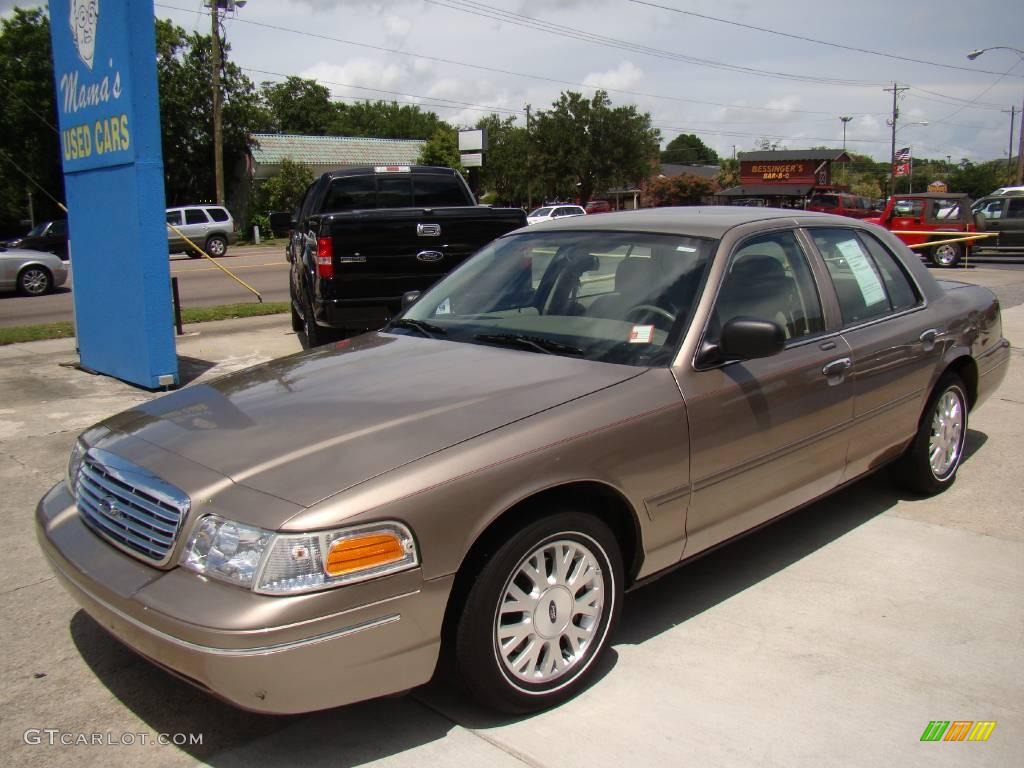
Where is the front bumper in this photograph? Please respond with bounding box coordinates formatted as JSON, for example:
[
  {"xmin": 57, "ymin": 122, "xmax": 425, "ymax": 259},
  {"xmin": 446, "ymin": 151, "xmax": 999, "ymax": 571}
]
[{"xmin": 36, "ymin": 483, "xmax": 452, "ymax": 714}]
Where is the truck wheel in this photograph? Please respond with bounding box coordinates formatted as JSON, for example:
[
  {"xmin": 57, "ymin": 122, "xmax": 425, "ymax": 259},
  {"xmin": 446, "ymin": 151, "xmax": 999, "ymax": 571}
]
[
  {"xmin": 929, "ymin": 242, "xmax": 962, "ymax": 268},
  {"xmin": 205, "ymin": 235, "xmax": 228, "ymax": 258},
  {"xmin": 290, "ymin": 300, "xmax": 303, "ymax": 332},
  {"xmin": 894, "ymin": 373, "xmax": 968, "ymax": 495},
  {"xmin": 301, "ymin": 294, "xmax": 328, "ymax": 348},
  {"xmin": 455, "ymin": 511, "xmax": 623, "ymax": 713}
]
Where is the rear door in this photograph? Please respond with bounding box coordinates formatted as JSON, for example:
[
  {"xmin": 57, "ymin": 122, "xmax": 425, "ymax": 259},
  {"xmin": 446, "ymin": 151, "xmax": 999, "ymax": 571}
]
[
  {"xmin": 806, "ymin": 226, "xmax": 939, "ymax": 480},
  {"xmin": 1000, "ymin": 198, "xmax": 1024, "ymax": 248},
  {"xmin": 166, "ymin": 210, "xmax": 184, "ymax": 251},
  {"xmin": 181, "ymin": 208, "xmax": 210, "ymax": 245}
]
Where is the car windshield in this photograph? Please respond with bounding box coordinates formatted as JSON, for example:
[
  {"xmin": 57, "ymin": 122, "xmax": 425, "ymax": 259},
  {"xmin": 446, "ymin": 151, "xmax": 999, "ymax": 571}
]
[
  {"xmin": 529, "ymin": 207, "xmax": 554, "ymax": 217},
  {"xmin": 394, "ymin": 230, "xmax": 716, "ymax": 367}
]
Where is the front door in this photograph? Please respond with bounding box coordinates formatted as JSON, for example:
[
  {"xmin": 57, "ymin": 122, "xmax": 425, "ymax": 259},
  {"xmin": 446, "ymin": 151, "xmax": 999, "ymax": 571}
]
[{"xmin": 679, "ymin": 229, "xmax": 854, "ymax": 556}]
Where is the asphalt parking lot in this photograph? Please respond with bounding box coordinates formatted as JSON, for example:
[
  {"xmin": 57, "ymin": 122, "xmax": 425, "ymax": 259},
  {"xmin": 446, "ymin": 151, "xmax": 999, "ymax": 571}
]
[{"xmin": 2, "ymin": 267, "xmax": 1022, "ymax": 768}]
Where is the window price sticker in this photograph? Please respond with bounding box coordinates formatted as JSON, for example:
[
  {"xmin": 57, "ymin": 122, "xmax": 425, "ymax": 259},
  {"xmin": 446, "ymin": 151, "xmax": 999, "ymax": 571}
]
[{"xmin": 629, "ymin": 325, "xmax": 654, "ymax": 344}]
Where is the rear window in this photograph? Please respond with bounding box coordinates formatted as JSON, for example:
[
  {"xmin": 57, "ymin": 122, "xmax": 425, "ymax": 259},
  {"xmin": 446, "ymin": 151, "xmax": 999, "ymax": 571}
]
[
  {"xmin": 413, "ymin": 174, "xmax": 468, "ymax": 206},
  {"xmin": 377, "ymin": 176, "xmax": 413, "ymax": 207},
  {"xmin": 166, "ymin": 211, "xmax": 182, "ymax": 226},
  {"xmin": 206, "ymin": 207, "xmax": 229, "ymax": 222},
  {"xmin": 324, "ymin": 175, "xmax": 377, "ymax": 211},
  {"xmin": 810, "ymin": 195, "xmax": 838, "ymax": 208}
]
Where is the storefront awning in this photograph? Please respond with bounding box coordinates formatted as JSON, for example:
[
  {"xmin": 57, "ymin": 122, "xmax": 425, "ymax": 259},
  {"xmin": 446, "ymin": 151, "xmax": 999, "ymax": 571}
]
[{"xmin": 718, "ymin": 184, "xmax": 814, "ymax": 197}]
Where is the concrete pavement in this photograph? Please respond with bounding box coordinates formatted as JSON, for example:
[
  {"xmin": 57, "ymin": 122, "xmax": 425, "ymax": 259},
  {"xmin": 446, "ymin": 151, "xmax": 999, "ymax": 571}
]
[{"xmin": 1, "ymin": 301, "xmax": 1022, "ymax": 767}]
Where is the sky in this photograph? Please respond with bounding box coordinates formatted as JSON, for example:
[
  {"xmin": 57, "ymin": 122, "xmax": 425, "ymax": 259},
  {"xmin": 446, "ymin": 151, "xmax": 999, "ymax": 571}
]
[{"xmin": 6, "ymin": 0, "xmax": 1024, "ymax": 164}]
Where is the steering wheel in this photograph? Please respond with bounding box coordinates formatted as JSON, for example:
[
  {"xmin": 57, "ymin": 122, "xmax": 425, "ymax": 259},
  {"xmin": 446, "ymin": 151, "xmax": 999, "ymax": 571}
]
[{"xmin": 625, "ymin": 304, "xmax": 675, "ymax": 330}]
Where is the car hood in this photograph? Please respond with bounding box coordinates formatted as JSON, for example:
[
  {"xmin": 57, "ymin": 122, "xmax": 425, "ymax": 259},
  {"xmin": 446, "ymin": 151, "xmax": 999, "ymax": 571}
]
[{"xmin": 108, "ymin": 332, "xmax": 643, "ymax": 508}]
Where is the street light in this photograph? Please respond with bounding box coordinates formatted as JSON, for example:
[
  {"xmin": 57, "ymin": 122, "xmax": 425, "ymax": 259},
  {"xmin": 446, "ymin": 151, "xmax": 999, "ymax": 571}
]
[
  {"xmin": 210, "ymin": 0, "xmax": 247, "ymax": 206},
  {"xmin": 967, "ymin": 46, "xmax": 1024, "ymax": 185},
  {"xmin": 839, "ymin": 116, "xmax": 852, "ymax": 186}
]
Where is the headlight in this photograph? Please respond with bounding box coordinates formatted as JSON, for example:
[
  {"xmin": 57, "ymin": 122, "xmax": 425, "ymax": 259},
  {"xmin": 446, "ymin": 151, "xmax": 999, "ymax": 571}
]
[
  {"xmin": 181, "ymin": 516, "xmax": 418, "ymax": 594},
  {"xmin": 66, "ymin": 439, "xmax": 87, "ymax": 497}
]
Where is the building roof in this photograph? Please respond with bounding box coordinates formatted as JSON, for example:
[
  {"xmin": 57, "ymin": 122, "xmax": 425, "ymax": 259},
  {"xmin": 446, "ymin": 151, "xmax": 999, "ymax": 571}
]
[
  {"xmin": 250, "ymin": 133, "xmax": 426, "ymax": 168},
  {"xmin": 659, "ymin": 163, "xmax": 720, "ymax": 179},
  {"xmin": 738, "ymin": 150, "xmax": 850, "ymax": 162},
  {"xmin": 718, "ymin": 183, "xmax": 814, "ymax": 197}
]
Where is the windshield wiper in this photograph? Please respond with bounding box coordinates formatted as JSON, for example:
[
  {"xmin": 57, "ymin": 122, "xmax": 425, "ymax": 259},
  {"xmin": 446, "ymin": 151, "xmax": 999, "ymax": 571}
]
[
  {"xmin": 474, "ymin": 333, "xmax": 584, "ymax": 356},
  {"xmin": 389, "ymin": 318, "xmax": 448, "ymax": 338}
]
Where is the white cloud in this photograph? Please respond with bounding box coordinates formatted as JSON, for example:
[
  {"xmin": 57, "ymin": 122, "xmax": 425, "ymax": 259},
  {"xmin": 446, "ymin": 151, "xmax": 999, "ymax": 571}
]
[
  {"xmin": 384, "ymin": 15, "xmax": 412, "ymax": 40},
  {"xmin": 582, "ymin": 61, "xmax": 644, "ymax": 93},
  {"xmin": 301, "ymin": 59, "xmax": 409, "ymax": 100}
]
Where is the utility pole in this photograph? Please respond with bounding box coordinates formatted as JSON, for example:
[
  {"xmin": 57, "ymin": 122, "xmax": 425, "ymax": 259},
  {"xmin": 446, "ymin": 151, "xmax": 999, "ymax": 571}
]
[
  {"xmin": 839, "ymin": 116, "xmax": 852, "ymax": 186},
  {"xmin": 525, "ymin": 104, "xmax": 532, "ymax": 211},
  {"xmin": 210, "ymin": 0, "xmax": 224, "ymax": 206},
  {"xmin": 884, "ymin": 82, "xmax": 908, "ymax": 198},
  {"xmin": 1003, "ymin": 106, "xmax": 1017, "ymax": 184}
]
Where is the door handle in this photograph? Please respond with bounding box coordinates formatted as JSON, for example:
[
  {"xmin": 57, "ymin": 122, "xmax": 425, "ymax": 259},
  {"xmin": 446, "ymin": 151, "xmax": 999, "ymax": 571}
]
[
  {"xmin": 919, "ymin": 328, "xmax": 940, "ymax": 351},
  {"xmin": 822, "ymin": 358, "xmax": 852, "ymax": 378}
]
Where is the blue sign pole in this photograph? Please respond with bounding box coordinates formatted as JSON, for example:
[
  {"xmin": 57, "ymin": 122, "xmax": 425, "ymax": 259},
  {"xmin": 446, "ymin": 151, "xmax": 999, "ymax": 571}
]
[{"xmin": 49, "ymin": 0, "xmax": 178, "ymax": 389}]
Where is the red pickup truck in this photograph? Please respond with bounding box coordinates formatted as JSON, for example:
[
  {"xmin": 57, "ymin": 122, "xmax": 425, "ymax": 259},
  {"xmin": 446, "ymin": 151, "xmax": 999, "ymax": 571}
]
[{"xmin": 865, "ymin": 192, "xmax": 977, "ymax": 267}]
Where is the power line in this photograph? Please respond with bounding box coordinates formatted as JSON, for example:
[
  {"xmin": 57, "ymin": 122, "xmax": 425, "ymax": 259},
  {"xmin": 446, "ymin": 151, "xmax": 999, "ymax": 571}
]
[
  {"xmin": 422, "ymin": 0, "xmax": 883, "ymax": 88},
  {"xmin": 627, "ymin": 0, "xmax": 1024, "ymax": 79},
  {"xmin": 155, "ymin": 3, "xmax": 879, "ymax": 118}
]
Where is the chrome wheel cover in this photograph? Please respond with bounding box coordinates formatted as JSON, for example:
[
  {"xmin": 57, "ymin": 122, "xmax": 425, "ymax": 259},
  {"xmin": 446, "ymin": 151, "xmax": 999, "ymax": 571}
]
[
  {"xmin": 21, "ymin": 268, "xmax": 48, "ymax": 295},
  {"xmin": 933, "ymin": 244, "xmax": 959, "ymax": 266},
  {"xmin": 494, "ymin": 538, "xmax": 605, "ymax": 685},
  {"xmin": 207, "ymin": 238, "xmax": 226, "ymax": 256},
  {"xmin": 929, "ymin": 388, "xmax": 964, "ymax": 478}
]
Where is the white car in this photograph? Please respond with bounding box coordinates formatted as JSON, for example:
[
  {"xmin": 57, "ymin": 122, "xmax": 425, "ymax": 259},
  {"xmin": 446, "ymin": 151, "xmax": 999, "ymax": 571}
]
[
  {"xmin": 526, "ymin": 204, "xmax": 586, "ymax": 225},
  {"xmin": 0, "ymin": 245, "xmax": 68, "ymax": 296}
]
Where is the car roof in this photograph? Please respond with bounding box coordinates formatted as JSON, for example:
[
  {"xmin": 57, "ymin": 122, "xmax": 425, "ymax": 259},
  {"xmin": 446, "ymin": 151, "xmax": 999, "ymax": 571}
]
[
  {"xmin": 520, "ymin": 205, "xmax": 855, "ymax": 238},
  {"xmin": 891, "ymin": 192, "xmax": 969, "ymax": 199}
]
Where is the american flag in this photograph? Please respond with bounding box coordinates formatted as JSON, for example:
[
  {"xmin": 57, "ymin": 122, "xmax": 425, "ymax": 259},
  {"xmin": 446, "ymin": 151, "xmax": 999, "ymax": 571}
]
[
  {"xmin": 894, "ymin": 147, "xmax": 911, "ymax": 162},
  {"xmin": 893, "ymin": 147, "xmax": 912, "ymax": 177}
]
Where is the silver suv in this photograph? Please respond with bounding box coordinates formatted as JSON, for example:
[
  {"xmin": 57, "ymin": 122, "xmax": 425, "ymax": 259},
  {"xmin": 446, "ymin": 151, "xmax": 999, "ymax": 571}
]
[{"xmin": 166, "ymin": 205, "xmax": 237, "ymax": 257}]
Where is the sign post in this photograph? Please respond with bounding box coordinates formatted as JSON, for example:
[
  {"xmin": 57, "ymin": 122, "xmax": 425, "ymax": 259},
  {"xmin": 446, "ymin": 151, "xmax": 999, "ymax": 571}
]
[{"xmin": 49, "ymin": 0, "xmax": 178, "ymax": 389}]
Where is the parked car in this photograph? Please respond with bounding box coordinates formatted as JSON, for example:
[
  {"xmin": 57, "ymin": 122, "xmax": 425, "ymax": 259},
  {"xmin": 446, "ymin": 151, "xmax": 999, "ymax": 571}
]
[
  {"xmin": 288, "ymin": 165, "xmax": 526, "ymax": 344},
  {"xmin": 584, "ymin": 200, "xmax": 612, "ymax": 214},
  {"xmin": 2, "ymin": 219, "xmax": 69, "ymax": 260},
  {"xmin": 971, "ymin": 195, "xmax": 1024, "ymax": 251},
  {"xmin": 166, "ymin": 205, "xmax": 237, "ymax": 257},
  {"xmin": 989, "ymin": 186, "xmax": 1024, "ymax": 196},
  {"xmin": 526, "ymin": 204, "xmax": 586, "ymax": 225},
  {"xmin": 0, "ymin": 245, "xmax": 68, "ymax": 295},
  {"xmin": 865, "ymin": 193, "xmax": 976, "ymax": 267},
  {"xmin": 805, "ymin": 192, "xmax": 876, "ymax": 219},
  {"xmin": 38, "ymin": 208, "xmax": 1009, "ymax": 715}
]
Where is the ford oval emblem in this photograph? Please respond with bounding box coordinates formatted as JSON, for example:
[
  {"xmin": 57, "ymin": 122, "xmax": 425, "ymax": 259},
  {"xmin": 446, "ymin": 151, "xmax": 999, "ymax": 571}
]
[
  {"xmin": 548, "ymin": 601, "xmax": 558, "ymax": 623},
  {"xmin": 416, "ymin": 250, "xmax": 444, "ymax": 263},
  {"xmin": 98, "ymin": 495, "xmax": 122, "ymax": 520}
]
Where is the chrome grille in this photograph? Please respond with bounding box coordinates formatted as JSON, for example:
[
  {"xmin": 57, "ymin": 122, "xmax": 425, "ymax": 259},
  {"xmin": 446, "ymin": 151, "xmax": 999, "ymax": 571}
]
[{"xmin": 75, "ymin": 448, "xmax": 190, "ymax": 565}]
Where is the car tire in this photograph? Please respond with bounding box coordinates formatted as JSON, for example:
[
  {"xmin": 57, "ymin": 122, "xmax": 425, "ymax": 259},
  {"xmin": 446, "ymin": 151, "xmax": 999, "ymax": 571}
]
[
  {"xmin": 290, "ymin": 294, "xmax": 303, "ymax": 332},
  {"xmin": 455, "ymin": 511, "xmax": 623, "ymax": 714},
  {"xmin": 205, "ymin": 235, "xmax": 228, "ymax": 258},
  {"xmin": 300, "ymin": 292, "xmax": 329, "ymax": 348},
  {"xmin": 17, "ymin": 266, "xmax": 52, "ymax": 296},
  {"xmin": 929, "ymin": 241, "xmax": 962, "ymax": 268},
  {"xmin": 895, "ymin": 373, "xmax": 968, "ymax": 495}
]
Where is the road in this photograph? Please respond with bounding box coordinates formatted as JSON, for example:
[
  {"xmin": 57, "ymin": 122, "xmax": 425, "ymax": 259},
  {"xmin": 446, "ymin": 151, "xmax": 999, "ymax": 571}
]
[{"xmin": 0, "ymin": 245, "xmax": 290, "ymax": 328}]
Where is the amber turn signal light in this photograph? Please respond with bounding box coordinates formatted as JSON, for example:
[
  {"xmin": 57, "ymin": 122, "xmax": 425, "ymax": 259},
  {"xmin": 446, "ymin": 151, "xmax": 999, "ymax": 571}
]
[{"xmin": 324, "ymin": 533, "xmax": 406, "ymax": 576}]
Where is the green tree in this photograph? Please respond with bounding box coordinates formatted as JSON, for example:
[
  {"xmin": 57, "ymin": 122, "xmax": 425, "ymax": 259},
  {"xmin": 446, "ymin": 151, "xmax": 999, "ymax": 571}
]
[
  {"xmin": 0, "ymin": 8, "xmax": 64, "ymax": 237},
  {"xmin": 336, "ymin": 101, "xmax": 446, "ymax": 139},
  {"xmin": 475, "ymin": 114, "xmax": 534, "ymax": 206},
  {"xmin": 531, "ymin": 90, "xmax": 660, "ymax": 204},
  {"xmin": 660, "ymin": 133, "xmax": 719, "ymax": 165},
  {"xmin": 417, "ymin": 125, "xmax": 464, "ymax": 171},
  {"xmin": 640, "ymin": 174, "xmax": 719, "ymax": 207},
  {"xmin": 155, "ymin": 19, "xmax": 267, "ymax": 207},
  {"xmin": 255, "ymin": 158, "xmax": 314, "ymax": 214},
  {"xmin": 948, "ymin": 160, "xmax": 1006, "ymax": 198},
  {"xmin": 716, "ymin": 158, "xmax": 740, "ymax": 189},
  {"xmin": 261, "ymin": 77, "xmax": 337, "ymax": 135}
]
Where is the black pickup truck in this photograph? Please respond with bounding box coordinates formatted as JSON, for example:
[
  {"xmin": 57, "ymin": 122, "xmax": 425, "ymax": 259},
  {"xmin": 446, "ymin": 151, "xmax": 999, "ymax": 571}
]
[{"xmin": 288, "ymin": 165, "xmax": 527, "ymax": 345}]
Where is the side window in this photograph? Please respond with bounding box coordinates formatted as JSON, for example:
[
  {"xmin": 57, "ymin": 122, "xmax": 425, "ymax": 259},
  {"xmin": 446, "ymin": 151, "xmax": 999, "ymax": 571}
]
[
  {"xmin": 811, "ymin": 227, "xmax": 909, "ymax": 325},
  {"xmin": 166, "ymin": 211, "xmax": 183, "ymax": 226},
  {"xmin": 893, "ymin": 199, "xmax": 924, "ymax": 218},
  {"xmin": 377, "ymin": 176, "xmax": 413, "ymax": 208},
  {"xmin": 928, "ymin": 198, "xmax": 961, "ymax": 222},
  {"xmin": 206, "ymin": 207, "xmax": 229, "ymax": 222},
  {"xmin": 297, "ymin": 182, "xmax": 317, "ymax": 222},
  {"xmin": 323, "ymin": 175, "xmax": 377, "ymax": 211},
  {"xmin": 715, "ymin": 230, "xmax": 824, "ymax": 341},
  {"xmin": 184, "ymin": 209, "xmax": 207, "ymax": 225},
  {"xmin": 856, "ymin": 232, "xmax": 920, "ymax": 311},
  {"xmin": 50, "ymin": 221, "xmax": 67, "ymax": 235},
  {"xmin": 1007, "ymin": 199, "xmax": 1024, "ymax": 219},
  {"xmin": 413, "ymin": 174, "xmax": 469, "ymax": 206}
]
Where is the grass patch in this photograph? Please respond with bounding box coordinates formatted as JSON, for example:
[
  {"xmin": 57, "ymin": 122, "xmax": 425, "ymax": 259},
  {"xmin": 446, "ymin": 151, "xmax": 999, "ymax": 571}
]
[{"xmin": 0, "ymin": 302, "xmax": 289, "ymax": 346}]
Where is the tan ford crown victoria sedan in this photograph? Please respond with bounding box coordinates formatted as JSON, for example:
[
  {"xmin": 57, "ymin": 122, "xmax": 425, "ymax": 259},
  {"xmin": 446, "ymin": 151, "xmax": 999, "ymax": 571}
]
[{"xmin": 37, "ymin": 208, "xmax": 1010, "ymax": 714}]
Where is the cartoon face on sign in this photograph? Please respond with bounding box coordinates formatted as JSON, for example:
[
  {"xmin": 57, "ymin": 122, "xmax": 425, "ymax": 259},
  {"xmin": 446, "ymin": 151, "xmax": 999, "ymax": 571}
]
[{"xmin": 69, "ymin": 0, "xmax": 99, "ymax": 70}]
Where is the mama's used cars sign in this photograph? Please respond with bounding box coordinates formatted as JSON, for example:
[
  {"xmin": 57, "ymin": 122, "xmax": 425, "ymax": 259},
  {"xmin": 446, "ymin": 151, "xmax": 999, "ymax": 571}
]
[{"xmin": 49, "ymin": 0, "xmax": 177, "ymax": 389}]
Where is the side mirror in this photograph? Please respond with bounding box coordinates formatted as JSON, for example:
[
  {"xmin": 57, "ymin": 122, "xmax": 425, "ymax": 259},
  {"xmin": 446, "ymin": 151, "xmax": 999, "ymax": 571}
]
[
  {"xmin": 974, "ymin": 212, "xmax": 987, "ymax": 231},
  {"xmin": 719, "ymin": 317, "xmax": 786, "ymax": 361},
  {"xmin": 268, "ymin": 211, "xmax": 293, "ymax": 238},
  {"xmin": 401, "ymin": 290, "xmax": 422, "ymax": 309}
]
